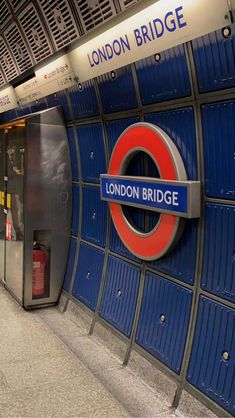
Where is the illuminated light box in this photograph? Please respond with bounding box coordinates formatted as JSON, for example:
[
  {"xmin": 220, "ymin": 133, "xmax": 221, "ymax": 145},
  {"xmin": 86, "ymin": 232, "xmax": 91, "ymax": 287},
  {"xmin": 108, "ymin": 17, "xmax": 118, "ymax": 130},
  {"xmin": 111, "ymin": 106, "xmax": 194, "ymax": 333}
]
[
  {"xmin": 69, "ymin": 0, "xmax": 231, "ymax": 81},
  {"xmin": 0, "ymin": 85, "xmax": 18, "ymax": 113},
  {"xmin": 15, "ymin": 54, "xmax": 76, "ymax": 106}
]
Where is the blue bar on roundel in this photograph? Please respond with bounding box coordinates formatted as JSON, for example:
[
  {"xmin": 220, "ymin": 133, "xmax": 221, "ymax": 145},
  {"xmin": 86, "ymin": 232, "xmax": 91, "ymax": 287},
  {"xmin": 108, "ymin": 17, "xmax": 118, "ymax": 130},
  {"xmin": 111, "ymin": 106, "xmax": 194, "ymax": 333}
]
[{"xmin": 101, "ymin": 176, "xmax": 188, "ymax": 215}]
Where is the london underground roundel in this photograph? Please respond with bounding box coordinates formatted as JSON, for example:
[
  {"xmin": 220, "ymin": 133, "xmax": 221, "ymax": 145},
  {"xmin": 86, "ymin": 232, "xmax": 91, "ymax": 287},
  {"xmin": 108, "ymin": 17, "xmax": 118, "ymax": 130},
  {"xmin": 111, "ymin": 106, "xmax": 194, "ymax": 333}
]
[{"xmin": 100, "ymin": 123, "xmax": 200, "ymax": 261}]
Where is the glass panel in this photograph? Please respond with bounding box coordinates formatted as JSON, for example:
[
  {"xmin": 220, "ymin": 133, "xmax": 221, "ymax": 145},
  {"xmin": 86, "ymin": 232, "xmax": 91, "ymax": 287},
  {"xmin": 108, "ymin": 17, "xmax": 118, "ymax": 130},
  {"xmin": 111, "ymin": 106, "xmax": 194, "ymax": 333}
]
[
  {"xmin": 5, "ymin": 126, "xmax": 25, "ymax": 302},
  {"xmin": 0, "ymin": 130, "xmax": 6, "ymax": 283}
]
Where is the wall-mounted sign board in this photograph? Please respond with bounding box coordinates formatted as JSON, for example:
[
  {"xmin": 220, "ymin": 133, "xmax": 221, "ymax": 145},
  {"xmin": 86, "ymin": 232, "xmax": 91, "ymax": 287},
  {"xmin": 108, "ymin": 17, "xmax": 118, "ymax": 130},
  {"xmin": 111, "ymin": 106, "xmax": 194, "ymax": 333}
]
[
  {"xmin": 14, "ymin": 54, "xmax": 76, "ymax": 106},
  {"xmin": 15, "ymin": 77, "xmax": 43, "ymax": 106},
  {"xmin": 101, "ymin": 175, "xmax": 200, "ymax": 218},
  {"xmin": 35, "ymin": 54, "xmax": 76, "ymax": 97},
  {"xmin": 69, "ymin": 0, "xmax": 231, "ymax": 81},
  {"xmin": 0, "ymin": 85, "xmax": 18, "ymax": 112}
]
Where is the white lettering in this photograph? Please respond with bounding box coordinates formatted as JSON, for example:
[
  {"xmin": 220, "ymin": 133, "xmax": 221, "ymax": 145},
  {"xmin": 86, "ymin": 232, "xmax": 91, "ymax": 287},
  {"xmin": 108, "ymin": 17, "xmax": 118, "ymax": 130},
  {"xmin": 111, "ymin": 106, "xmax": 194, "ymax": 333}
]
[
  {"xmin": 106, "ymin": 182, "xmax": 139, "ymax": 199},
  {"xmin": 105, "ymin": 182, "xmax": 180, "ymax": 207},
  {"xmin": 172, "ymin": 191, "xmax": 179, "ymax": 206}
]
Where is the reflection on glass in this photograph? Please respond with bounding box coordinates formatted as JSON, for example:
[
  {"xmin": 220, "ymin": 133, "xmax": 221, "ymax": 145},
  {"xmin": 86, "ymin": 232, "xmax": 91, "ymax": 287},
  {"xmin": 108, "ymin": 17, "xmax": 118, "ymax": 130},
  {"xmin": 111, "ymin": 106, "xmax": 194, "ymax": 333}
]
[{"xmin": 7, "ymin": 128, "xmax": 25, "ymax": 241}]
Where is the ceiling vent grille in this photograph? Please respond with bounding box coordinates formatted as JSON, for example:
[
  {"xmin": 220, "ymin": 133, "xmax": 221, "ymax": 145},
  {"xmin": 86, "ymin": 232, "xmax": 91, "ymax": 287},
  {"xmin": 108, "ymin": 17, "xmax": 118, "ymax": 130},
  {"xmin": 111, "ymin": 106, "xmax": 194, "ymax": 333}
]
[
  {"xmin": 38, "ymin": 0, "xmax": 80, "ymax": 50},
  {"xmin": 0, "ymin": 68, "xmax": 6, "ymax": 87},
  {"xmin": 18, "ymin": 2, "xmax": 53, "ymax": 63},
  {"xmin": 4, "ymin": 22, "xmax": 33, "ymax": 73},
  {"xmin": 8, "ymin": 0, "xmax": 28, "ymax": 12},
  {"xmin": 0, "ymin": 36, "xmax": 19, "ymax": 81},
  {"xmin": 118, "ymin": 0, "xmax": 139, "ymax": 11},
  {"xmin": 0, "ymin": 1, "xmax": 12, "ymax": 30},
  {"xmin": 73, "ymin": 0, "xmax": 116, "ymax": 33}
]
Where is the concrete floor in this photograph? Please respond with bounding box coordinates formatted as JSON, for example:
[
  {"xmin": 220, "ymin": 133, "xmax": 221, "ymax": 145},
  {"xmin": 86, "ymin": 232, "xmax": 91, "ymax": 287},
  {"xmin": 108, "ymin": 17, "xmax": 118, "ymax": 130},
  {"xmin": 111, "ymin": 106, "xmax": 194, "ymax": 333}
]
[{"xmin": 0, "ymin": 285, "xmax": 217, "ymax": 418}]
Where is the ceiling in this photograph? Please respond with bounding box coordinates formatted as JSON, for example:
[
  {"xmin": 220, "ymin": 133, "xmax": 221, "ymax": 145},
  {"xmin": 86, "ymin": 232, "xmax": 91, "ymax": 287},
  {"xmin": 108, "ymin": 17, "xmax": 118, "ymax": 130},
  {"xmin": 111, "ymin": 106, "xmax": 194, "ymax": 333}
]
[{"xmin": 0, "ymin": 0, "xmax": 140, "ymax": 87}]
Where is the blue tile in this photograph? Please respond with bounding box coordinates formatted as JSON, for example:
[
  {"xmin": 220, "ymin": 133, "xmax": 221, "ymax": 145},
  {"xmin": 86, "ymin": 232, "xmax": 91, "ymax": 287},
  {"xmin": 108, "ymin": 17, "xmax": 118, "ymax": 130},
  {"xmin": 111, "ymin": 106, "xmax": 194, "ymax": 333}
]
[
  {"xmin": 77, "ymin": 123, "xmax": 106, "ymax": 183},
  {"xmin": 149, "ymin": 220, "xmax": 198, "ymax": 285},
  {"xmin": 136, "ymin": 271, "xmax": 192, "ymax": 373},
  {"xmin": 68, "ymin": 81, "xmax": 99, "ymax": 119},
  {"xmin": 135, "ymin": 45, "xmax": 190, "ymax": 105},
  {"xmin": 46, "ymin": 91, "xmax": 71, "ymax": 121},
  {"xmin": 72, "ymin": 242, "xmax": 104, "ymax": 310},
  {"xmin": 202, "ymin": 100, "xmax": 235, "ymax": 200},
  {"xmin": 17, "ymin": 105, "xmax": 31, "ymax": 117},
  {"xmin": 145, "ymin": 107, "xmax": 198, "ymax": 180},
  {"xmin": 192, "ymin": 24, "xmax": 235, "ymax": 92},
  {"xmin": 99, "ymin": 255, "xmax": 141, "ymax": 337},
  {"xmin": 97, "ymin": 66, "xmax": 137, "ymax": 113},
  {"xmin": 82, "ymin": 186, "xmax": 107, "ymax": 247},
  {"xmin": 106, "ymin": 117, "xmax": 140, "ymax": 156},
  {"xmin": 30, "ymin": 100, "xmax": 47, "ymax": 113},
  {"xmin": 201, "ymin": 203, "xmax": 235, "ymax": 303},
  {"xmin": 187, "ymin": 297, "xmax": 235, "ymax": 415},
  {"xmin": 0, "ymin": 109, "xmax": 18, "ymax": 123}
]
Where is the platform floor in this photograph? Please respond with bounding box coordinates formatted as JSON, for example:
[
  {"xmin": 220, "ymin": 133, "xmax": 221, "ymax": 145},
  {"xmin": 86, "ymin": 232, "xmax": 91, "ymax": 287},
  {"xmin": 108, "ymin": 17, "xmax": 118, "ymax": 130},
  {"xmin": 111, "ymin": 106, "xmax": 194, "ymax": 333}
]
[{"xmin": 0, "ymin": 286, "xmax": 217, "ymax": 418}]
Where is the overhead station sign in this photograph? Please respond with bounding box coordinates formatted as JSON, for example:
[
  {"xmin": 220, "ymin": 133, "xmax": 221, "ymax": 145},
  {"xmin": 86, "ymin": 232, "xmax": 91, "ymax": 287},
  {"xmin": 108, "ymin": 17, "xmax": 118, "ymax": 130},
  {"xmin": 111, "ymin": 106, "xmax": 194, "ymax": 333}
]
[
  {"xmin": 15, "ymin": 54, "xmax": 76, "ymax": 106},
  {"xmin": 0, "ymin": 85, "xmax": 17, "ymax": 112},
  {"xmin": 15, "ymin": 77, "xmax": 43, "ymax": 106},
  {"xmin": 35, "ymin": 54, "xmax": 76, "ymax": 96},
  {"xmin": 69, "ymin": 0, "xmax": 231, "ymax": 81},
  {"xmin": 100, "ymin": 123, "xmax": 201, "ymax": 260}
]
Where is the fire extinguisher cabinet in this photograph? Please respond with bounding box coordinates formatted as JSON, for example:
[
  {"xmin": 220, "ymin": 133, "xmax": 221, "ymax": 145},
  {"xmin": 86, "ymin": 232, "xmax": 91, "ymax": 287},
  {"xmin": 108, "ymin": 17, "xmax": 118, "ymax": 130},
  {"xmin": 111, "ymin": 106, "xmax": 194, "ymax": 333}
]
[{"xmin": 0, "ymin": 107, "xmax": 72, "ymax": 308}]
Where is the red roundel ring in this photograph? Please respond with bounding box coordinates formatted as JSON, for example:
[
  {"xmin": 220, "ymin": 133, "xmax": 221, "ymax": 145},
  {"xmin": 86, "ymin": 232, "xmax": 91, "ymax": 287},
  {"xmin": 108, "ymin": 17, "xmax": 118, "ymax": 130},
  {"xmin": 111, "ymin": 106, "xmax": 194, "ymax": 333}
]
[{"xmin": 108, "ymin": 123, "xmax": 187, "ymax": 260}]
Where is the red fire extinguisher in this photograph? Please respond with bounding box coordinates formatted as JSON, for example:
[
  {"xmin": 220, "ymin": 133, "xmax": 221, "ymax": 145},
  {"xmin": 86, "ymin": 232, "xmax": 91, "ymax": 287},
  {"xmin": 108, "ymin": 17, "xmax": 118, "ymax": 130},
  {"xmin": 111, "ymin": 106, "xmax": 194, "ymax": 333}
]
[{"xmin": 32, "ymin": 241, "xmax": 46, "ymax": 297}]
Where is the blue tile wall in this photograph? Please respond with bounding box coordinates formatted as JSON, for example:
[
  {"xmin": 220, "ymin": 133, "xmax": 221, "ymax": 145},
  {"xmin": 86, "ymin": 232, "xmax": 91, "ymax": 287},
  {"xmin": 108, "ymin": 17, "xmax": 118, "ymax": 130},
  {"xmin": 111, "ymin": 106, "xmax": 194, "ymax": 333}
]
[
  {"xmin": 68, "ymin": 81, "xmax": 99, "ymax": 119},
  {"xmin": 136, "ymin": 272, "xmax": 192, "ymax": 373},
  {"xmin": 46, "ymin": 91, "xmax": 71, "ymax": 121},
  {"xmin": 202, "ymin": 100, "xmax": 235, "ymax": 200},
  {"xmin": 135, "ymin": 45, "xmax": 191, "ymax": 105},
  {"xmin": 145, "ymin": 107, "xmax": 198, "ymax": 180},
  {"xmin": 149, "ymin": 220, "xmax": 198, "ymax": 285},
  {"xmin": 0, "ymin": 109, "xmax": 18, "ymax": 122},
  {"xmin": 82, "ymin": 186, "xmax": 107, "ymax": 248},
  {"xmin": 99, "ymin": 255, "xmax": 141, "ymax": 337},
  {"xmin": 72, "ymin": 242, "xmax": 104, "ymax": 310},
  {"xmin": 77, "ymin": 123, "xmax": 106, "ymax": 183},
  {"xmin": 106, "ymin": 117, "xmax": 140, "ymax": 157},
  {"xmin": 67, "ymin": 127, "xmax": 79, "ymax": 181},
  {"xmin": 17, "ymin": 105, "xmax": 31, "ymax": 117},
  {"xmin": 201, "ymin": 204, "xmax": 235, "ymax": 304},
  {"xmin": 72, "ymin": 183, "xmax": 79, "ymax": 236},
  {"xmin": 187, "ymin": 297, "xmax": 235, "ymax": 415},
  {"xmin": 109, "ymin": 219, "xmax": 139, "ymax": 262},
  {"xmin": 97, "ymin": 66, "xmax": 137, "ymax": 113},
  {"xmin": 63, "ymin": 238, "xmax": 77, "ymax": 292},
  {"xmin": 30, "ymin": 100, "xmax": 47, "ymax": 113},
  {"xmin": 110, "ymin": 203, "xmax": 146, "ymax": 259},
  {"xmin": 192, "ymin": 25, "xmax": 235, "ymax": 92}
]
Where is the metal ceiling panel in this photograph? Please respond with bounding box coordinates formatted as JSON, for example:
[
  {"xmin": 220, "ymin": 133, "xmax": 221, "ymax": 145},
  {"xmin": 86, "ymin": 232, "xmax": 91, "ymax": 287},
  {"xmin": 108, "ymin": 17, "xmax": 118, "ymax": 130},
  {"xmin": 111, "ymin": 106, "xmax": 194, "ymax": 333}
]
[
  {"xmin": 38, "ymin": 0, "xmax": 80, "ymax": 50},
  {"xmin": 4, "ymin": 22, "xmax": 33, "ymax": 73},
  {"xmin": 73, "ymin": 0, "xmax": 116, "ymax": 33},
  {"xmin": 0, "ymin": 1, "xmax": 12, "ymax": 30},
  {"xmin": 118, "ymin": 0, "xmax": 139, "ymax": 11},
  {"xmin": 0, "ymin": 36, "xmax": 19, "ymax": 81},
  {"xmin": 0, "ymin": 67, "xmax": 6, "ymax": 87},
  {"xmin": 18, "ymin": 2, "xmax": 53, "ymax": 63},
  {"xmin": 8, "ymin": 0, "xmax": 27, "ymax": 12}
]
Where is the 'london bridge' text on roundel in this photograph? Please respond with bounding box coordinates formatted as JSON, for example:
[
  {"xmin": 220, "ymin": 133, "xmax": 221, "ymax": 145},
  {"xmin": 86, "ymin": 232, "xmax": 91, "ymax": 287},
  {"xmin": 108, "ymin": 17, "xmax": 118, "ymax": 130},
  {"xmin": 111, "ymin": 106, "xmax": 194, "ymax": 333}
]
[{"xmin": 100, "ymin": 123, "xmax": 200, "ymax": 261}]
